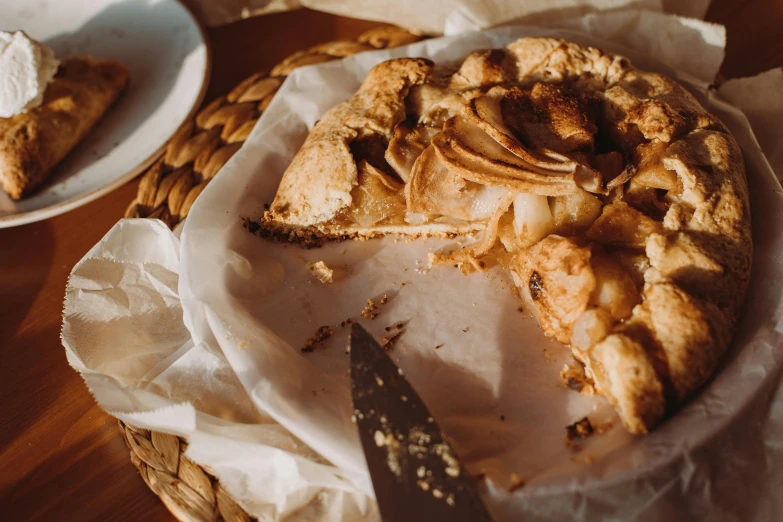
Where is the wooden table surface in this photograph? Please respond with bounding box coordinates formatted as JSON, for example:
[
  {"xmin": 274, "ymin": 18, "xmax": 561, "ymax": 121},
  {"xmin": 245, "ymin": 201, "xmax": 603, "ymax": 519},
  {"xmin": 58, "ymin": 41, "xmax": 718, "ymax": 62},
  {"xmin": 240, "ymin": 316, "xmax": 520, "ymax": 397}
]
[{"xmin": 1, "ymin": 3, "xmax": 781, "ymax": 521}]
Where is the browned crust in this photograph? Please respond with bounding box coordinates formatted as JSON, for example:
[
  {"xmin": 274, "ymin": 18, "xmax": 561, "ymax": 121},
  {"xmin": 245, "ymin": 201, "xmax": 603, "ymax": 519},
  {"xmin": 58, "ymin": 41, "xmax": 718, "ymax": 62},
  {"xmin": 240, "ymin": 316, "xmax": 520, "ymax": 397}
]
[
  {"xmin": 0, "ymin": 57, "xmax": 130, "ymax": 200},
  {"xmin": 266, "ymin": 58, "xmax": 433, "ymax": 227},
  {"xmin": 501, "ymin": 40, "xmax": 751, "ymax": 434},
  {"xmin": 248, "ymin": 214, "xmax": 483, "ymax": 249}
]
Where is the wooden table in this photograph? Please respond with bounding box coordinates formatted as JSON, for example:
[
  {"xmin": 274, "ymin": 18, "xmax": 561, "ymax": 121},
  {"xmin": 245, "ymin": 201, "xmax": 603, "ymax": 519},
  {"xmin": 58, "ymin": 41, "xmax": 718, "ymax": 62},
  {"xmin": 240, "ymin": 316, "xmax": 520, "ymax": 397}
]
[{"xmin": 1, "ymin": 4, "xmax": 781, "ymax": 520}]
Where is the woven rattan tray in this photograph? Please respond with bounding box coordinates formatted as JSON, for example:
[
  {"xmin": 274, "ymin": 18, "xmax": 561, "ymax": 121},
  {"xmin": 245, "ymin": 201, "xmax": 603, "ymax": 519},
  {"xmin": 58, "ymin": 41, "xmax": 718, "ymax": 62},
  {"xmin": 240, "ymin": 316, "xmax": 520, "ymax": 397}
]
[{"xmin": 119, "ymin": 25, "xmax": 425, "ymax": 522}]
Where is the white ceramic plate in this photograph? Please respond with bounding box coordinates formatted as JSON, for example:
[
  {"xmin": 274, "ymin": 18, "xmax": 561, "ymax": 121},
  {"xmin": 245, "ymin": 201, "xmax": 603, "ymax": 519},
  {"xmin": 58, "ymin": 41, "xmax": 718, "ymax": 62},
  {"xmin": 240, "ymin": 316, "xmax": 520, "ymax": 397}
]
[{"xmin": 0, "ymin": 0, "xmax": 209, "ymax": 228}]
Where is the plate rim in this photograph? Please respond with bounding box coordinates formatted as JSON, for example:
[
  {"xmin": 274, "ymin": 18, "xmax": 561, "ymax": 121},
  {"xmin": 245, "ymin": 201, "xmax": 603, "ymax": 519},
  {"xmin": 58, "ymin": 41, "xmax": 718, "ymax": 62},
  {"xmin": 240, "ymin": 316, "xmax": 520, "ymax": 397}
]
[{"xmin": 0, "ymin": 0, "xmax": 212, "ymax": 229}]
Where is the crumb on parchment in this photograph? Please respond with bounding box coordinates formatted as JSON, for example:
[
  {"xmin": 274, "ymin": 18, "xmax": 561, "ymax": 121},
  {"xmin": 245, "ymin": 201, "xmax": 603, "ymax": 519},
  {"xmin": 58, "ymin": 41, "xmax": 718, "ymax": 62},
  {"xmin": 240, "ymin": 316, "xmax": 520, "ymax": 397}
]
[
  {"xmin": 301, "ymin": 326, "xmax": 333, "ymax": 352},
  {"xmin": 361, "ymin": 299, "xmax": 379, "ymax": 319},
  {"xmin": 306, "ymin": 260, "xmax": 334, "ymax": 283},
  {"xmin": 381, "ymin": 322, "xmax": 405, "ymax": 350},
  {"xmin": 305, "ymin": 294, "xmax": 398, "ymax": 353},
  {"xmin": 384, "ymin": 322, "xmax": 404, "ymax": 332},
  {"xmin": 381, "ymin": 329, "xmax": 404, "ymax": 350},
  {"xmin": 560, "ymin": 361, "xmax": 596, "ymax": 395},
  {"xmin": 509, "ymin": 472, "xmax": 526, "ymax": 492},
  {"xmin": 565, "ymin": 416, "xmax": 595, "ymax": 451}
]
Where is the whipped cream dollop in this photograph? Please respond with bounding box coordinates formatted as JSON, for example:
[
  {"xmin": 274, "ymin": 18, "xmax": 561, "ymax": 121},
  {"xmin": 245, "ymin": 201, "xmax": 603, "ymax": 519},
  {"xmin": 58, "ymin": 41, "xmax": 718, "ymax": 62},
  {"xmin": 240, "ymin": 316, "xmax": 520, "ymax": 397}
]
[{"xmin": 0, "ymin": 31, "xmax": 60, "ymax": 118}]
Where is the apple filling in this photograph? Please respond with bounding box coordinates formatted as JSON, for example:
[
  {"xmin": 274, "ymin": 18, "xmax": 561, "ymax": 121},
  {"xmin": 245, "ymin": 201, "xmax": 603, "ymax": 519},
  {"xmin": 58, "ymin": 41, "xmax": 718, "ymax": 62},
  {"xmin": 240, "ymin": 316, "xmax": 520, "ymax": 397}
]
[{"xmin": 334, "ymin": 77, "xmax": 678, "ymax": 278}]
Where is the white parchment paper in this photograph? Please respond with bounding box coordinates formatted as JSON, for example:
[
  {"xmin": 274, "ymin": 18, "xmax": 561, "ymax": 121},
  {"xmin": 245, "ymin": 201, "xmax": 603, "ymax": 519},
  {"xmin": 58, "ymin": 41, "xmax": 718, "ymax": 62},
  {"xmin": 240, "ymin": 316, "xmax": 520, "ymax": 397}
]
[
  {"xmin": 63, "ymin": 9, "xmax": 783, "ymax": 522},
  {"xmin": 181, "ymin": 0, "xmax": 711, "ymax": 30}
]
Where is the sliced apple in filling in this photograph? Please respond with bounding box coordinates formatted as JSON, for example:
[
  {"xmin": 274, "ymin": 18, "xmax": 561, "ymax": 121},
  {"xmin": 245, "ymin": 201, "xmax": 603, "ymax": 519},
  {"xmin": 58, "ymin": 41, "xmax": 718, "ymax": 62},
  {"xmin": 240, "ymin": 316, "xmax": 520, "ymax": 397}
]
[
  {"xmin": 434, "ymin": 116, "xmax": 581, "ymax": 196},
  {"xmin": 347, "ymin": 161, "xmax": 406, "ymax": 228},
  {"xmin": 259, "ymin": 61, "xmax": 676, "ymax": 279}
]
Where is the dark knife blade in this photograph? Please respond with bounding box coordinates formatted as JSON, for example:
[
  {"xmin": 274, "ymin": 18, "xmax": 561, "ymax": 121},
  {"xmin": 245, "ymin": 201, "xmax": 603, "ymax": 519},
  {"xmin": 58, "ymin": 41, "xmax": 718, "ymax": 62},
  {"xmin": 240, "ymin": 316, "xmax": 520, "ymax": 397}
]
[{"xmin": 349, "ymin": 323, "xmax": 493, "ymax": 522}]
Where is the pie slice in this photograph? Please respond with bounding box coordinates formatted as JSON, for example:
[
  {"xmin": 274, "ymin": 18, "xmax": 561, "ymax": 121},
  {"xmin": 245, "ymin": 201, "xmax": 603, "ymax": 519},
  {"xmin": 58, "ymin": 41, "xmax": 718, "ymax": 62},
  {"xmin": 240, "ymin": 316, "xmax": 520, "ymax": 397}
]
[
  {"xmin": 0, "ymin": 56, "xmax": 129, "ymax": 200},
  {"xmin": 253, "ymin": 38, "xmax": 752, "ymax": 435}
]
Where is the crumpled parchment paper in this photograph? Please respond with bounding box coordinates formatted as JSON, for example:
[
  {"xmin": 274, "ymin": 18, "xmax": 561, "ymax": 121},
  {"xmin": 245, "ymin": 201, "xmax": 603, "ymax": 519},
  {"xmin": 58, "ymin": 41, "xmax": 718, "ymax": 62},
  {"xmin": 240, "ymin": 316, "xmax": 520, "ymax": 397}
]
[
  {"xmin": 182, "ymin": 0, "xmax": 711, "ymax": 30},
  {"xmin": 62, "ymin": 4, "xmax": 783, "ymax": 522}
]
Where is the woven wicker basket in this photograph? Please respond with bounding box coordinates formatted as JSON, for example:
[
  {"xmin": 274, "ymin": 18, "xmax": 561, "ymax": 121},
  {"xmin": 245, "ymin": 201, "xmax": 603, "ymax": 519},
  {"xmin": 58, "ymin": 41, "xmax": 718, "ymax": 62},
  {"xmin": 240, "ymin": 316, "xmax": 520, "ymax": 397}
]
[{"xmin": 119, "ymin": 25, "xmax": 425, "ymax": 521}]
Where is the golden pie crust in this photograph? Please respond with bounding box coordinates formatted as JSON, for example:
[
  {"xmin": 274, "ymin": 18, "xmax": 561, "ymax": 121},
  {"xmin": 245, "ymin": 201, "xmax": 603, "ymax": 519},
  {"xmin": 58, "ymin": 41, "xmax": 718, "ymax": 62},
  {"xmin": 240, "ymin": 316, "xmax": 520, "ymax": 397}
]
[
  {"xmin": 0, "ymin": 56, "xmax": 129, "ymax": 200},
  {"xmin": 256, "ymin": 38, "xmax": 752, "ymax": 435}
]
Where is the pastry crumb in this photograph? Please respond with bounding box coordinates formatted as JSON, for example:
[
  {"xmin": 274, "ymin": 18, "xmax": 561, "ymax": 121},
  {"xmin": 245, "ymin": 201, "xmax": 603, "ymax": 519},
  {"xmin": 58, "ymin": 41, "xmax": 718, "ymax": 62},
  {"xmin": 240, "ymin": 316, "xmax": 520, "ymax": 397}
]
[
  {"xmin": 381, "ymin": 328, "xmax": 404, "ymax": 350},
  {"xmin": 565, "ymin": 416, "xmax": 594, "ymax": 450},
  {"xmin": 509, "ymin": 472, "xmax": 525, "ymax": 492},
  {"xmin": 361, "ymin": 299, "xmax": 379, "ymax": 319},
  {"xmin": 306, "ymin": 260, "xmax": 334, "ymax": 283},
  {"xmin": 244, "ymin": 219, "xmax": 261, "ymax": 234},
  {"xmin": 384, "ymin": 322, "xmax": 404, "ymax": 333},
  {"xmin": 560, "ymin": 361, "xmax": 595, "ymax": 395},
  {"xmin": 567, "ymin": 417, "xmax": 594, "ymax": 439},
  {"xmin": 301, "ymin": 325, "xmax": 333, "ymax": 352}
]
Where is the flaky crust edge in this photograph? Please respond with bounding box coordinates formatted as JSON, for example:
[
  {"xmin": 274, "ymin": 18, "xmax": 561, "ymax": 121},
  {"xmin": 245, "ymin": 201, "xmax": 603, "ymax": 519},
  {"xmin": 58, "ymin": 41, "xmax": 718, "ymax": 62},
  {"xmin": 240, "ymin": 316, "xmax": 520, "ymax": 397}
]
[{"xmin": 503, "ymin": 39, "xmax": 752, "ymax": 434}]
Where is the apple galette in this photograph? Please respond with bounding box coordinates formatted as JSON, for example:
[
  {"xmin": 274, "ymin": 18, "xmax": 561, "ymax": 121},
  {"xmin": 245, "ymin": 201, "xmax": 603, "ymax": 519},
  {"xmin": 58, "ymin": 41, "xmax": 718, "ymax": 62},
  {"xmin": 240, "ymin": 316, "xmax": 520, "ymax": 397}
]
[{"xmin": 252, "ymin": 38, "xmax": 752, "ymax": 434}]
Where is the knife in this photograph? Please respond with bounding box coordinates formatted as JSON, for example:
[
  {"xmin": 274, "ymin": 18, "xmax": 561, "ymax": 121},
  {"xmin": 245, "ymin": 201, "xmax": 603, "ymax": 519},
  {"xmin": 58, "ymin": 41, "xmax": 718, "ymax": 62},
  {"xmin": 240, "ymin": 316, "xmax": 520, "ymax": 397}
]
[{"xmin": 349, "ymin": 323, "xmax": 493, "ymax": 522}]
